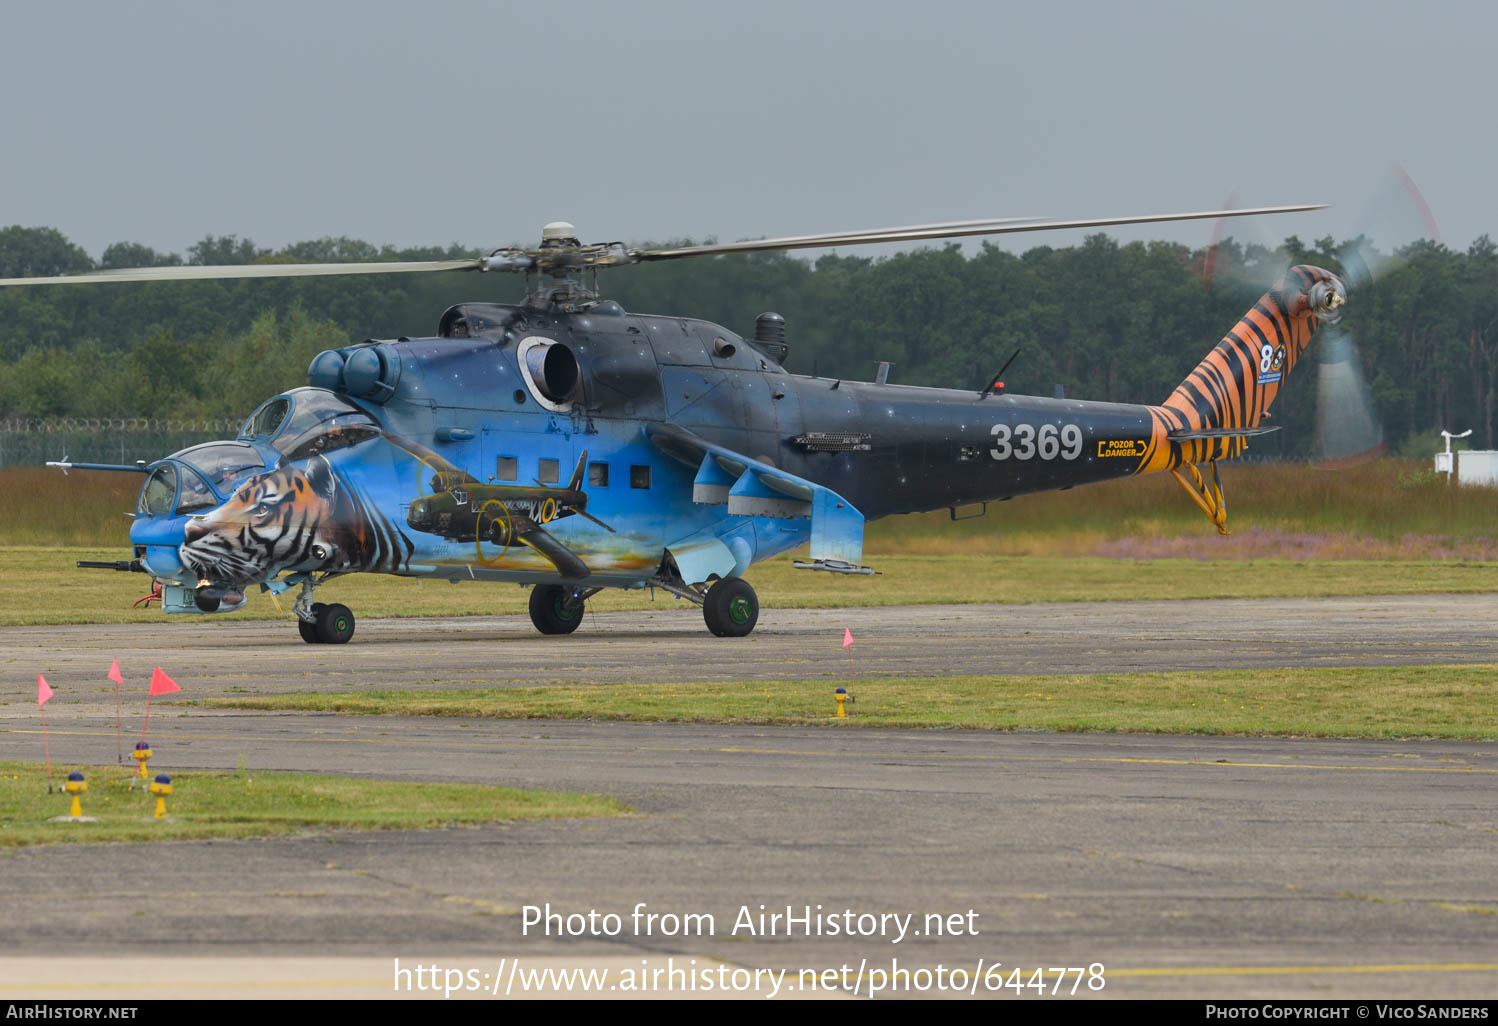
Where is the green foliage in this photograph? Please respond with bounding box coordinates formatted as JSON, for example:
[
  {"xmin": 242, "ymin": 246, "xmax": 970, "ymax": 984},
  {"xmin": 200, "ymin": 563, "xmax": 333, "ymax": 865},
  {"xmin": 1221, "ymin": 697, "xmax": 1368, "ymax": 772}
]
[
  {"xmin": 0, "ymin": 226, "xmax": 93, "ymax": 278},
  {"xmin": 99, "ymin": 242, "xmax": 181, "ymax": 269},
  {"xmin": 0, "ymin": 309, "xmax": 349, "ymax": 423},
  {"xmin": 1394, "ymin": 466, "xmax": 1446, "ymax": 491},
  {"xmin": 0, "ymin": 225, "xmax": 1492, "ymax": 458},
  {"xmin": 187, "ymin": 235, "xmax": 265, "ymax": 265}
]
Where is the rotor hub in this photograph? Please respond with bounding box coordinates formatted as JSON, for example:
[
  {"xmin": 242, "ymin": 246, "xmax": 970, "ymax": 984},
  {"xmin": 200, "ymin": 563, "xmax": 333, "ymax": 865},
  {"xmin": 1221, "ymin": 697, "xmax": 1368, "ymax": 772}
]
[{"xmin": 540, "ymin": 221, "xmax": 580, "ymax": 247}]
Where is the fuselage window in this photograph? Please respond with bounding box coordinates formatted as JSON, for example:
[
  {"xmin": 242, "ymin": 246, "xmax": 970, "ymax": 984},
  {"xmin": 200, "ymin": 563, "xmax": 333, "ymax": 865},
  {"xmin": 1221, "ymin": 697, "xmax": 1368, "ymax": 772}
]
[
  {"xmin": 538, "ymin": 458, "xmax": 560, "ymax": 485},
  {"xmin": 630, "ymin": 465, "xmax": 651, "ymax": 489},
  {"xmin": 588, "ymin": 462, "xmax": 609, "ymax": 487},
  {"xmin": 496, "ymin": 456, "xmax": 517, "ymax": 481}
]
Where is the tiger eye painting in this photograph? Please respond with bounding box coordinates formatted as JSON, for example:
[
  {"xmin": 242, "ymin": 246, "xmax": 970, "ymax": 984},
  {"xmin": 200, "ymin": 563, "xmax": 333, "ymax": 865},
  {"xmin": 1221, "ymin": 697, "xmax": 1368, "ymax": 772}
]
[{"xmin": 178, "ymin": 454, "xmax": 410, "ymax": 590}]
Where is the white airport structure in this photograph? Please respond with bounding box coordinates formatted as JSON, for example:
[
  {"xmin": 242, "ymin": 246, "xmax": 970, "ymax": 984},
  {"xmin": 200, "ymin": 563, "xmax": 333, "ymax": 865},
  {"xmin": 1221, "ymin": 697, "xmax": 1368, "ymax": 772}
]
[{"xmin": 1432, "ymin": 429, "xmax": 1498, "ymax": 486}]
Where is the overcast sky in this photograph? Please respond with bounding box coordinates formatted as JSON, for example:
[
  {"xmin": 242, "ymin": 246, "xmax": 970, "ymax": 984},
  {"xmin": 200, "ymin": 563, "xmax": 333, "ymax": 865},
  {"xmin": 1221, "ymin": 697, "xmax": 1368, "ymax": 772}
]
[{"xmin": 2, "ymin": 0, "xmax": 1485, "ymax": 261}]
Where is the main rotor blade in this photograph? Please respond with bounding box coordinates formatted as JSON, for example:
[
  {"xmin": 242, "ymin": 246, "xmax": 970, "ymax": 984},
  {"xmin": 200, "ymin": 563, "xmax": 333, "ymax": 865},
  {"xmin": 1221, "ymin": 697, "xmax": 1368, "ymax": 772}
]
[
  {"xmin": 0, "ymin": 258, "xmax": 482, "ymax": 288},
  {"xmin": 649, "ymin": 216, "xmax": 1046, "ymax": 252},
  {"xmin": 635, "ymin": 205, "xmax": 1327, "ymax": 261}
]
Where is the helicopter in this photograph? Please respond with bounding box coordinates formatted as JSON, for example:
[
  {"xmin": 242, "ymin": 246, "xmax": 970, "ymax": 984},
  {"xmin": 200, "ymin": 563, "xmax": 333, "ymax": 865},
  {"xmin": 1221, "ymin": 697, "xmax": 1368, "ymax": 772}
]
[{"xmin": 7, "ymin": 205, "xmax": 1346, "ymax": 644}]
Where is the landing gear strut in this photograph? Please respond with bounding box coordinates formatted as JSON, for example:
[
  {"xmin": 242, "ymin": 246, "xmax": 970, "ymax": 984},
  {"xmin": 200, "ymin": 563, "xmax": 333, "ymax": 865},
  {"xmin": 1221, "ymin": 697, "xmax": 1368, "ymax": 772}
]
[
  {"xmin": 293, "ymin": 579, "xmax": 355, "ymax": 644},
  {"xmin": 702, "ymin": 577, "xmax": 759, "ymax": 638},
  {"xmin": 297, "ymin": 607, "xmax": 320, "ymax": 644}
]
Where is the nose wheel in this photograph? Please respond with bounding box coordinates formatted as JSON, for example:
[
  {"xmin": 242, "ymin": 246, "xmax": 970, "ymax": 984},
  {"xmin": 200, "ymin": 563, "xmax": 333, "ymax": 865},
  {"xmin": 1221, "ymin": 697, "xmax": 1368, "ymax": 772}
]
[
  {"xmin": 702, "ymin": 577, "xmax": 758, "ymax": 637},
  {"xmin": 297, "ymin": 601, "xmax": 356, "ymax": 644}
]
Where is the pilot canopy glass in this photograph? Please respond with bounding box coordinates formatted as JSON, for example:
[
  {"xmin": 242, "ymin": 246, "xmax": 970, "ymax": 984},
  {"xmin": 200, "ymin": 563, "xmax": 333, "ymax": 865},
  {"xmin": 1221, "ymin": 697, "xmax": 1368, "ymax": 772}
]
[
  {"xmin": 138, "ymin": 443, "xmax": 266, "ymax": 517},
  {"xmin": 137, "ymin": 464, "xmax": 177, "ymax": 516},
  {"xmin": 171, "ymin": 442, "xmax": 265, "ymax": 494},
  {"xmin": 241, "ymin": 387, "xmax": 379, "ymax": 461}
]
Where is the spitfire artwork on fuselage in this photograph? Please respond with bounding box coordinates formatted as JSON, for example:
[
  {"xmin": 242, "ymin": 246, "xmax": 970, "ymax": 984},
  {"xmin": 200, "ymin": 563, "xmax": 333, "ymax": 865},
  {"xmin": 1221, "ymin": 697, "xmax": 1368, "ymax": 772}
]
[{"xmin": 11, "ymin": 208, "xmax": 1347, "ymax": 644}]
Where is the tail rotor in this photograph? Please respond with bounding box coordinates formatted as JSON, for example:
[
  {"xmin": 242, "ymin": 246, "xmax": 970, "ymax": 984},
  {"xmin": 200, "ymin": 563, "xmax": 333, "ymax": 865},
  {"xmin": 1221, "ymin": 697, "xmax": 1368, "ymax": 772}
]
[
  {"xmin": 1313, "ymin": 327, "xmax": 1385, "ymax": 465},
  {"xmin": 1200, "ymin": 167, "xmax": 1441, "ymax": 465}
]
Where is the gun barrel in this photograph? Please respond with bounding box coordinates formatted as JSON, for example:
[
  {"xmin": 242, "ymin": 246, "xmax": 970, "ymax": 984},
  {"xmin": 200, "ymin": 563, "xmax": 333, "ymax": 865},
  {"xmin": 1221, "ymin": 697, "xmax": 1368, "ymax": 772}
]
[{"xmin": 76, "ymin": 560, "xmax": 144, "ymax": 573}]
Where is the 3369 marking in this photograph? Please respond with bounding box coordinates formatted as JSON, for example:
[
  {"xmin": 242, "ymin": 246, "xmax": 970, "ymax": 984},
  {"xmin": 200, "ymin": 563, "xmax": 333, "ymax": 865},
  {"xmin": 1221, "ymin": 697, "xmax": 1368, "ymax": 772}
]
[{"xmin": 990, "ymin": 422, "xmax": 1083, "ymax": 461}]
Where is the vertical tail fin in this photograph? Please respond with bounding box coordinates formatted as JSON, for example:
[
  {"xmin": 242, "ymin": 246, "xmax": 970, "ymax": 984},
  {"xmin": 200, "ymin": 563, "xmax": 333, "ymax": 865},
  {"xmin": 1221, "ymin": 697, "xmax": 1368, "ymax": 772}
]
[
  {"xmin": 567, "ymin": 450, "xmax": 589, "ymax": 492},
  {"xmin": 1138, "ymin": 264, "xmax": 1346, "ymax": 472}
]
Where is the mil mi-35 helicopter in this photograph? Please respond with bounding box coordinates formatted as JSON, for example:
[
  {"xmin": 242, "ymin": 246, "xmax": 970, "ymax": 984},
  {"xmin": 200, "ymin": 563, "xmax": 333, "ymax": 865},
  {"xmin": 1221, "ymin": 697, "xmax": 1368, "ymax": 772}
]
[{"xmin": 6, "ymin": 206, "xmax": 1345, "ymax": 644}]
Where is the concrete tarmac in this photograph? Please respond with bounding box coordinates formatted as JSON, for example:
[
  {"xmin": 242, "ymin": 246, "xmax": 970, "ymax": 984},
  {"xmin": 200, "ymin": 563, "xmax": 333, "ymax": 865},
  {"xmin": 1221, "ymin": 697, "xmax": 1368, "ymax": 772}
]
[
  {"xmin": 2, "ymin": 595, "xmax": 1497, "ymax": 1000},
  {"xmin": 5, "ymin": 593, "xmax": 1498, "ymax": 705}
]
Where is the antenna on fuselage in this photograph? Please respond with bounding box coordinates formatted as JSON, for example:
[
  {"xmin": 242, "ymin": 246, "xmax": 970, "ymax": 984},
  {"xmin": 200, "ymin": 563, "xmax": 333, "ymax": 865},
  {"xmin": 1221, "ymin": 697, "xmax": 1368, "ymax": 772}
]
[{"xmin": 979, "ymin": 348, "xmax": 1022, "ymax": 398}]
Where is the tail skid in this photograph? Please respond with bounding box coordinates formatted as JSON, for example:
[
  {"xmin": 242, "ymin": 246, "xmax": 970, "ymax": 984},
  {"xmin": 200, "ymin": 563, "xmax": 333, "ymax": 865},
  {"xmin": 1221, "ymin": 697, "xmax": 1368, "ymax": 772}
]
[{"xmin": 1170, "ymin": 462, "xmax": 1230, "ymax": 535}]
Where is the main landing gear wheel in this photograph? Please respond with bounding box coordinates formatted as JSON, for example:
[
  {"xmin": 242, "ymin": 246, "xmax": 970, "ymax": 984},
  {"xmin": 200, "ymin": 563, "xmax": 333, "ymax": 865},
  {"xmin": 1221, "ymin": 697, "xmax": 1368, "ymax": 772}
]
[
  {"xmin": 530, "ymin": 584, "xmax": 585, "ymax": 635},
  {"xmin": 315, "ymin": 602, "xmax": 355, "ymax": 645},
  {"xmin": 703, "ymin": 577, "xmax": 758, "ymax": 638}
]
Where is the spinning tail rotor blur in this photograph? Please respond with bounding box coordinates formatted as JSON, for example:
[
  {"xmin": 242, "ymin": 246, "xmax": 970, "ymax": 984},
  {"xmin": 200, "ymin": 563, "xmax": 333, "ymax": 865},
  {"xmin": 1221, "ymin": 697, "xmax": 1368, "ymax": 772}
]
[
  {"xmin": 1313, "ymin": 328, "xmax": 1384, "ymax": 466},
  {"xmin": 1202, "ymin": 168, "xmax": 1441, "ymax": 466}
]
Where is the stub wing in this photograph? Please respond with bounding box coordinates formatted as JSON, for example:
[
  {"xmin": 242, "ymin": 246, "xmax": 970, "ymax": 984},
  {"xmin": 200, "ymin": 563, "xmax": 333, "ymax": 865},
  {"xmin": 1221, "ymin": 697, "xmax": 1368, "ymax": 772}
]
[{"xmin": 646, "ymin": 423, "xmax": 867, "ymax": 568}]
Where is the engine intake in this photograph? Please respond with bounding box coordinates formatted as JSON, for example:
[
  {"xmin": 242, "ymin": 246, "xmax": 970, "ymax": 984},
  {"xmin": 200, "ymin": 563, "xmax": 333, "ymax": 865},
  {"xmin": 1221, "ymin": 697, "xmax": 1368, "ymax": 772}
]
[{"xmin": 517, "ymin": 336, "xmax": 581, "ymax": 410}]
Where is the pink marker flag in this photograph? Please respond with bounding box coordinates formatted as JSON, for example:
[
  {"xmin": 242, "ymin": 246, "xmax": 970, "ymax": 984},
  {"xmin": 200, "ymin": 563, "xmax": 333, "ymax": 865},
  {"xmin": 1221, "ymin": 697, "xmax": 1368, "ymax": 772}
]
[
  {"xmin": 140, "ymin": 667, "xmax": 181, "ymax": 744},
  {"xmin": 148, "ymin": 667, "xmax": 181, "ymax": 696},
  {"xmin": 37, "ymin": 674, "xmax": 53, "ymax": 783},
  {"xmin": 107, "ymin": 658, "xmax": 124, "ymax": 762},
  {"xmin": 843, "ymin": 627, "xmax": 855, "ymax": 688}
]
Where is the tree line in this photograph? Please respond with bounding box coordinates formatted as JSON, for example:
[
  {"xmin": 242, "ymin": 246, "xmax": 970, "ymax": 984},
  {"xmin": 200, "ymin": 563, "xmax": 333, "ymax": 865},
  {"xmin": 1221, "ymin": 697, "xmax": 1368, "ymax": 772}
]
[{"xmin": 2, "ymin": 224, "xmax": 1494, "ymax": 459}]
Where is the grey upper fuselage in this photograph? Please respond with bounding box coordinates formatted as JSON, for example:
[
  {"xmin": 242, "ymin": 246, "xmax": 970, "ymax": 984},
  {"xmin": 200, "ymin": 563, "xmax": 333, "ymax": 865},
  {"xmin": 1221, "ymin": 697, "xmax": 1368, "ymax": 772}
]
[{"xmin": 348, "ymin": 298, "xmax": 1162, "ymax": 522}]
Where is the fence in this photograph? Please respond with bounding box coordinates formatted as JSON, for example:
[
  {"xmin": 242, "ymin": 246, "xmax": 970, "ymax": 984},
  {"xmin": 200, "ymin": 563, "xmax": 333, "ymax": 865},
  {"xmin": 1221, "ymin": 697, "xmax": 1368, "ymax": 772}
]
[{"xmin": 0, "ymin": 418, "xmax": 241, "ymax": 468}]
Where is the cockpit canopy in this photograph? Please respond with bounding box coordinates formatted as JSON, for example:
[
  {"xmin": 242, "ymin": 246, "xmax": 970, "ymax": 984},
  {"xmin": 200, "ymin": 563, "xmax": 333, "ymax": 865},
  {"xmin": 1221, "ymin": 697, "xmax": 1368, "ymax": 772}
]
[
  {"xmin": 137, "ymin": 388, "xmax": 381, "ymax": 518},
  {"xmin": 137, "ymin": 442, "xmax": 265, "ymax": 516},
  {"xmin": 239, "ymin": 387, "xmax": 381, "ymax": 461}
]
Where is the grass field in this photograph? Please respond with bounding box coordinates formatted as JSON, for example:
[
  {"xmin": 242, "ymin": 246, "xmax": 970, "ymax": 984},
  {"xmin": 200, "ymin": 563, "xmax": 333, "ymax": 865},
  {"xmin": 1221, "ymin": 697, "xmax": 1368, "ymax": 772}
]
[
  {"xmin": 0, "ymin": 758, "xmax": 626, "ymax": 848},
  {"xmin": 208, "ymin": 663, "xmax": 1498, "ymax": 741},
  {"xmin": 5, "ymin": 458, "xmax": 1498, "ymax": 626},
  {"xmin": 870, "ymin": 459, "xmax": 1498, "ymax": 558},
  {"xmin": 7, "ymin": 546, "xmax": 1498, "ymax": 626},
  {"xmin": 4, "ymin": 459, "xmax": 1497, "ymax": 555}
]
